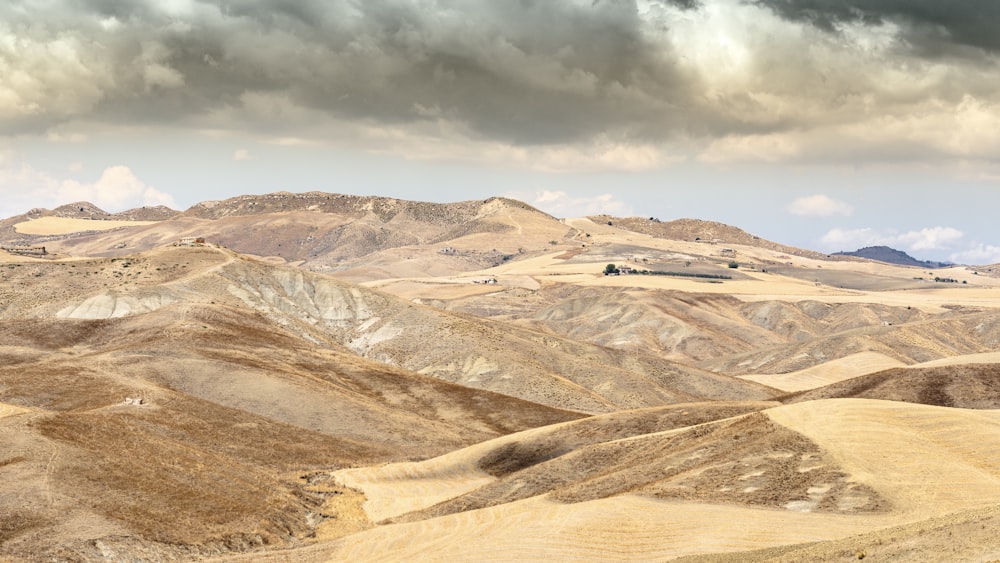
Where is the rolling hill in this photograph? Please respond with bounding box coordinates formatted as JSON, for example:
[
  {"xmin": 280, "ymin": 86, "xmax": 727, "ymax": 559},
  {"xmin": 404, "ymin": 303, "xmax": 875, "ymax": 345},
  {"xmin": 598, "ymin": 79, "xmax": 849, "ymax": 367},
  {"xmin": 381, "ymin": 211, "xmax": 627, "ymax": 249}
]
[
  {"xmin": 4, "ymin": 192, "xmax": 1000, "ymax": 561},
  {"xmin": 4, "ymin": 193, "xmax": 576, "ymax": 281},
  {"xmin": 834, "ymin": 245, "xmax": 952, "ymax": 268},
  {"xmin": 0, "ymin": 245, "xmax": 587, "ymax": 560}
]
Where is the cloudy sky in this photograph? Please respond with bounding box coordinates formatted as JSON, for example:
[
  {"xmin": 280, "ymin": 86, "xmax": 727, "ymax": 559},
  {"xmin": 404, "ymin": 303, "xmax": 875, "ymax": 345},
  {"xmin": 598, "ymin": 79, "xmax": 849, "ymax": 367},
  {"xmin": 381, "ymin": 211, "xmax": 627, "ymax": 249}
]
[{"xmin": 3, "ymin": 0, "xmax": 1000, "ymax": 263}]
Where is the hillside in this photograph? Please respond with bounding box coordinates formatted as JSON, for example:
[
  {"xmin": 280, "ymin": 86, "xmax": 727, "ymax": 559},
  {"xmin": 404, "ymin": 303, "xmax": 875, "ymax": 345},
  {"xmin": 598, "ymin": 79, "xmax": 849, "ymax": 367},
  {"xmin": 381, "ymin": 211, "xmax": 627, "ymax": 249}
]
[
  {"xmin": 229, "ymin": 400, "xmax": 1000, "ymax": 562},
  {"xmin": 589, "ymin": 216, "xmax": 839, "ymax": 261},
  {"xmin": 5, "ymin": 197, "xmax": 1000, "ymax": 560},
  {"xmin": 4, "ymin": 193, "xmax": 578, "ymax": 280},
  {"xmin": 1, "ymin": 244, "xmax": 775, "ymax": 414},
  {"xmin": 0, "ymin": 245, "xmax": 585, "ymax": 560},
  {"xmin": 781, "ymin": 363, "xmax": 1000, "ymax": 408},
  {"xmin": 700, "ymin": 309, "xmax": 1000, "ymax": 378},
  {"xmin": 0, "ymin": 202, "xmax": 178, "ymax": 245},
  {"xmin": 834, "ymin": 245, "xmax": 951, "ymax": 268}
]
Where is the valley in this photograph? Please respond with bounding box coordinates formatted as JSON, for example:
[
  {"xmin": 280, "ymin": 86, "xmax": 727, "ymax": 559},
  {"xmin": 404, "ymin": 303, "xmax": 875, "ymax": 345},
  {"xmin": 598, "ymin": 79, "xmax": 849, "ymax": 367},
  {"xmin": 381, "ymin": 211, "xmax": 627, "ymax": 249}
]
[{"xmin": 3, "ymin": 192, "xmax": 1000, "ymax": 561}]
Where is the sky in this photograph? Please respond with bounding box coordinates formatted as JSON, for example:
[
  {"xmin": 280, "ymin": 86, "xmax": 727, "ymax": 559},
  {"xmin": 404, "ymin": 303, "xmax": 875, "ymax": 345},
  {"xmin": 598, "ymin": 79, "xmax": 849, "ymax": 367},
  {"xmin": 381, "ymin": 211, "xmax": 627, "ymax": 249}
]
[{"xmin": 2, "ymin": 0, "xmax": 1000, "ymax": 263}]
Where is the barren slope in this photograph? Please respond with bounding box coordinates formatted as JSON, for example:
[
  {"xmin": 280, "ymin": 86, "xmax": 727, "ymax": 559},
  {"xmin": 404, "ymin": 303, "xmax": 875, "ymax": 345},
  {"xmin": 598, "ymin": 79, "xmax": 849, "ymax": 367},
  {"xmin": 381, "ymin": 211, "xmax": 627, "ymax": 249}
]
[
  {"xmin": 4, "ymin": 244, "xmax": 776, "ymax": 413},
  {"xmin": 334, "ymin": 402, "xmax": 780, "ymax": 522},
  {"xmin": 226, "ymin": 399, "xmax": 1000, "ymax": 562},
  {"xmin": 505, "ymin": 288, "xmax": 934, "ymax": 365},
  {"xmin": 739, "ymin": 351, "xmax": 907, "ymax": 392},
  {"xmin": 782, "ymin": 363, "xmax": 1000, "ymax": 408},
  {"xmin": 19, "ymin": 193, "xmax": 579, "ymax": 280},
  {"xmin": 0, "ymin": 247, "xmax": 586, "ymax": 561},
  {"xmin": 701, "ymin": 310, "xmax": 1000, "ymax": 377},
  {"xmin": 588, "ymin": 215, "xmax": 835, "ymax": 260},
  {"xmin": 201, "ymin": 248, "xmax": 778, "ymax": 412},
  {"xmin": 9, "ymin": 202, "xmax": 1000, "ymax": 561}
]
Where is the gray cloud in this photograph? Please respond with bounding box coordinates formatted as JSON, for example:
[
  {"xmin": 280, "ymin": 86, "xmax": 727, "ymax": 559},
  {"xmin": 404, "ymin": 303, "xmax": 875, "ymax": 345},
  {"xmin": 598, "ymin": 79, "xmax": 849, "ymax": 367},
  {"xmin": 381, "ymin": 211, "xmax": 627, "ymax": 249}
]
[
  {"xmin": 2, "ymin": 0, "xmax": 999, "ymax": 166},
  {"xmin": 0, "ymin": 0, "xmax": 705, "ymax": 144},
  {"xmin": 751, "ymin": 0, "xmax": 1000, "ymax": 56}
]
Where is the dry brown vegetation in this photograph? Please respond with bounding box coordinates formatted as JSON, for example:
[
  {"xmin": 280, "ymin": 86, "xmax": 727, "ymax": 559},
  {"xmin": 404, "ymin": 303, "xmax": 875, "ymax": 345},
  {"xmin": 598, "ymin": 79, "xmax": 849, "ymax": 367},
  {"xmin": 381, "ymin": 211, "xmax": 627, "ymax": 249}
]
[
  {"xmin": 782, "ymin": 363, "xmax": 1000, "ymax": 408},
  {"xmin": 392, "ymin": 405, "xmax": 885, "ymax": 523},
  {"xmin": 5, "ymin": 193, "xmax": 1000, "ymax": 561},
  {"xmin": 0, "ymin": 247, "xmax": 584, "ymax": 559}
]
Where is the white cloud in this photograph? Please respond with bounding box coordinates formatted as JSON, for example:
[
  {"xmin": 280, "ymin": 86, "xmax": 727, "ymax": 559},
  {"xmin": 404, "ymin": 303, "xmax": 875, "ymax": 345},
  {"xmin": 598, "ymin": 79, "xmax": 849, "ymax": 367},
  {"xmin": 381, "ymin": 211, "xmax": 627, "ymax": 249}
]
[
  {"xmin": 698, "ymin": 133, "xmax": 802, "ymax": 163},
  {"xmin": 519, "ymin": 190, "xmax": 633, "ymax": 218},
  {"xmin": 950, "ymin": 243, "xmax": 1000, "ymax": 265},
  {"xmin": 819, "ymin": 227, "xmax": 878, "ymax": 250},
  {"xmin": 0, "ymin": 153, "xmax": 176, "ymax": 217},
  {"xmin": 0, "ymin": 24, "xmax": 119, "ymax": 132},
  {"xmin": 820, "ymin": 226, "xmax": 964, "ymax": 253},
  {"xmin": 57, "ymin": 166, "xmax": 176, "ymax": 210},
  {"xmin": 534, "ymin": 190, "xmax": 565, "ymax": 204},
  {"xmin": 4, "ymin": 0, "xmax": 1000, "ymax": 175},
  {"xmin": 233, "ymin": 148, "xmax": 251, "ymax": 161},
  {"xmin": 0, "ymin": 154, "xmax": 59, "ymax": 217},
  {"xmin": 350, "ymin": 119, "xmax": 681, "ymax": 172},
  {"xmin": 786, "ymin": 194, "xmax": 853, "ymax": 217},
  {"xmin": 896, "ymin": 227, "xmax": 964, "ymax": 251},
  {"xmin": 45, "ymin": 129, "xmax": 89, "ymax": 143}
]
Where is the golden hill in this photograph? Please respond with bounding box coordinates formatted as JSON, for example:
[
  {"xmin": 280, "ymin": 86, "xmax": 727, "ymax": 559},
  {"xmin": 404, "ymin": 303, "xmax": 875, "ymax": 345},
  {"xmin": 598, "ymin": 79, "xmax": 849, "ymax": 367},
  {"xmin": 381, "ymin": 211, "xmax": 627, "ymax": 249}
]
[
  {"xmin": 222, "ymin": 399, "xmax": 1000, "ymax": 562},
  {"xmin": 0, "ymin": 246, "xmax": 587, "ymax": 560},
  {"xmin": 4, "ymin": 193, "xmax": 574, "ymax": 281},
  {"xmin": 4, "ymin": 194, "xmax": 1000, "ymax": 560}
]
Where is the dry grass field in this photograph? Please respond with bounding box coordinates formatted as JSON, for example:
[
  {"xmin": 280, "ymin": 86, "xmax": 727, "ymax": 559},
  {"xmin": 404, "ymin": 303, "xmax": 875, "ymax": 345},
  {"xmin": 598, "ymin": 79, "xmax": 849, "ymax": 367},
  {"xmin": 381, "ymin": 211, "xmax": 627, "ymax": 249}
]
[
  {"xmin": 5, "ymin": 193, "xmax": 1000, "ymax": 561},
  {"xmin": 13, "ymin": 217, "xmax": 158, "ymax": 235}
]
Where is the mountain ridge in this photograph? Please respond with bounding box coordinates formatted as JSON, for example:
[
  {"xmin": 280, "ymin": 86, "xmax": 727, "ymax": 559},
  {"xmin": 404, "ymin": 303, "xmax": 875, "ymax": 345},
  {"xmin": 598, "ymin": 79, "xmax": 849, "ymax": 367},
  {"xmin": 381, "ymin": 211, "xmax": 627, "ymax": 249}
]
[
  {"xmin": 589, "ymin": 215, "xmax": 838, "ymax": 261},
  {"xmin": 834, "ymin": 245, "xmax": 952, "ymax": 268},
  {"xmin": 4, "ymin": 192, "xmax": 1000, "ymax": 560}
]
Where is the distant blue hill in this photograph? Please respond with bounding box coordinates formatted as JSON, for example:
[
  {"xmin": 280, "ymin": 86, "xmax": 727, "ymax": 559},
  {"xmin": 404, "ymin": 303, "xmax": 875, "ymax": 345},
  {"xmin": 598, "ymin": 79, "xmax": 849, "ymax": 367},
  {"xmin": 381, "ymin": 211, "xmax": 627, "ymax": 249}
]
[{"xmin": 833, "ymin": 246, "xmax": 952, "ymax": 268}]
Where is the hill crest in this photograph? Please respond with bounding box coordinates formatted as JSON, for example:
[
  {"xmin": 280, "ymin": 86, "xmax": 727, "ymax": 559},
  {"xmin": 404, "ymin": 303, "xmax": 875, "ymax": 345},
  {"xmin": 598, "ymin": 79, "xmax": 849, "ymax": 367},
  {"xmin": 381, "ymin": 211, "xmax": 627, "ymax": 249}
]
[
  {"xmin": 183, "ymin": 192, "xmax": 546, "ymax": 222},
  {"xmin": 834, "ymin": 245, "xmax": 951, "ymax": 268},
  {"xmin": 589, "ymin": 215, "xmax": 835, "ymax": 260}
]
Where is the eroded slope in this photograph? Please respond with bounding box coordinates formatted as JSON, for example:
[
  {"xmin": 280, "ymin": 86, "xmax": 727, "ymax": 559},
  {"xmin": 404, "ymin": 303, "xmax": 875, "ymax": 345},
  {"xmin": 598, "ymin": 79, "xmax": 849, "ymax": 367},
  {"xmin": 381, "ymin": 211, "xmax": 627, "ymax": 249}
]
[
  {"xmin": 296, "ymin": 400, "xmax": 1000, "ymax": 562},
  {"xmin": 0, "ymin": 248, "xmax": 587, "ymax": 561}
]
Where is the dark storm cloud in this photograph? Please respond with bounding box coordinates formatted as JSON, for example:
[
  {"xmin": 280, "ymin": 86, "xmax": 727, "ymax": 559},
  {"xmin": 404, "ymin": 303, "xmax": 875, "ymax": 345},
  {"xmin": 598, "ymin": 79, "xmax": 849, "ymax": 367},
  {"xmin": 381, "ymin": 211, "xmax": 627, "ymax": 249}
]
[
  {"xmin": 0, "ymin": 0, "xmax": 706, "ymax": 144},
  {"xmin": 752, "ymin": 0, "xmax": 1000, "ymax": 56},
  {"xmin": 7, "ymin": 0, "xmax": 997, "ymax": 162}
]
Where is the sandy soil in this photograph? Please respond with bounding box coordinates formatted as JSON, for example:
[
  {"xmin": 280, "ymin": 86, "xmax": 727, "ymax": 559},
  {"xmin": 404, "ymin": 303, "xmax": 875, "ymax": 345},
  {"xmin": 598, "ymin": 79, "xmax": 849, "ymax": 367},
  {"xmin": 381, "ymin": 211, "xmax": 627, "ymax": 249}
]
[
  {"xmin": 13, "ymin": 216, "xmax": 156, "ymax": 235},
  {"xmin": 333, "ymin": 428, "xmax": 544, "ymax": 522},
  {"xmin": 221, "ymin": 398, "xmax": 1000, "ymax": 562},
  {"xmin": 745, "ymin": 352, "xmax": 1000, "ymax": 394},
  {"xmin": 767, "ymin": 399, "xmax": 1000, "ymax": 516},
  {"xmin": 0, "ymin": 402, "xmax": 28, "ymax": 418},
  {"xmin": 270, "ymin": 400, "xmax": 1000, "ymax": 562},
  {"xmin": 740, "ymin": 352, "xmax": 908, "ymax": 392},
  {"xmin": 913, "ymin": 351, "xmax": 1000, "ymax": 368},
  {"xmin": 322, "ymin": 496, "xmax": 890, "ymax": 562}
]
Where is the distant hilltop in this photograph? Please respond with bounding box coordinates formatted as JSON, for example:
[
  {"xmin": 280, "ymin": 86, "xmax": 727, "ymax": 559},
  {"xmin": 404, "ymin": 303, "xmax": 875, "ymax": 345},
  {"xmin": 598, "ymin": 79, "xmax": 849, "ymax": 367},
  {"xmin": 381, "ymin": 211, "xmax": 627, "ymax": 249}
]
[
  {"xmin": 183, "ymin": 192, "xmax": 545, "ymax": 221},
  {"xmin": 24, "ymin": 201, "xmax": 179, "ymax": 221},
  {"xmin": 590, "ymin": 215, "xmax": 834, "ymax": 261},
  {"xmin": 833, "ymin": 246, "xmax": 952, "ymax": 268}
]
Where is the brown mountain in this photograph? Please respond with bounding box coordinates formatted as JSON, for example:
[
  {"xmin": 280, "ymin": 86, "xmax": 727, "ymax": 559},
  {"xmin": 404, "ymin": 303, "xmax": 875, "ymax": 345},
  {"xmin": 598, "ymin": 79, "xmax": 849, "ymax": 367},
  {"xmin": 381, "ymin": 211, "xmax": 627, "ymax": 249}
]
[
  {"xmin": 11, "ymin": 192, "xmax": 576, "ymax": 280},
  {"xmin": 0, "ymin": 245, "xmax": 584, "ymax": 560},
  {"xmin": 590, "ymin": 215, "xmax": 839, "ymax": 260},
  {"xmin": 0, "ymin": 202, "xmax": 179, "ymax": 247},
  {"xmin": 834, "ymin": 245, "xmax": 951, "ymax": 268},
  {"xmin": 781, "ymin": 363, "xmax": 1000, "ymax": 408},
  {"xmin": 4, "ymin": 195, "xmax": 1000, "ymax": 561}
]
